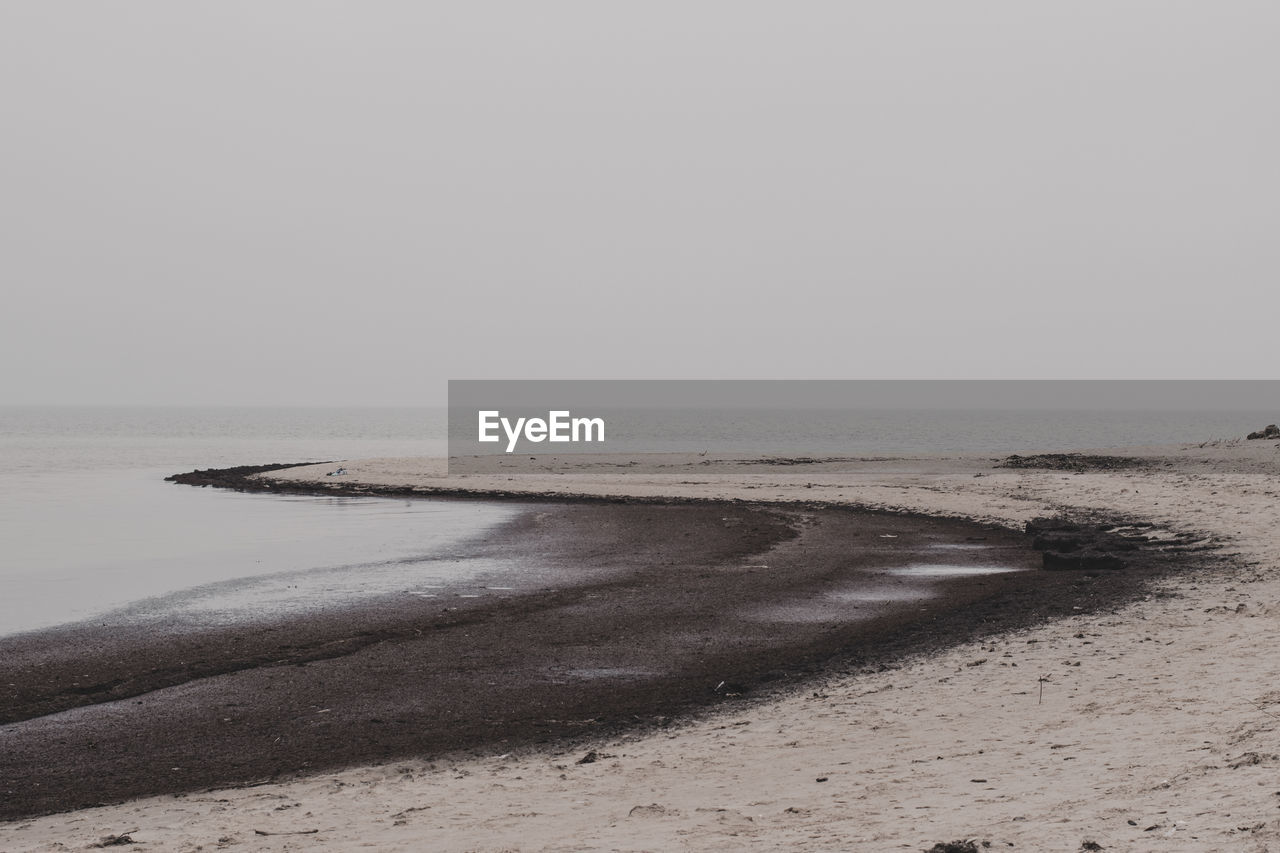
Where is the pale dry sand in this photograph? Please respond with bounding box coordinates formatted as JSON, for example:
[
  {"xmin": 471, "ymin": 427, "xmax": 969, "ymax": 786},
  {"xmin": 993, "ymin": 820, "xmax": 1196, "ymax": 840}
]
[{"xmin": 5, "ymin": 442, "xmax": 1280, "ymax": 852}]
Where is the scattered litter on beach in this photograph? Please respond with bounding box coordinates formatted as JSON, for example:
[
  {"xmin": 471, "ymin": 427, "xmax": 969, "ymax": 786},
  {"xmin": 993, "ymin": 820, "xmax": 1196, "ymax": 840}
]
[
  {"xmin": 628, "ymin": 803, "xmax": 679, "ymax": 817},
  {"xmin": 91, "ymin": 830, "xmax": 138, "ymax": 847},
  {"xmin": 924, "ymin": 840, "xmax": 982, "ymax": 853}
]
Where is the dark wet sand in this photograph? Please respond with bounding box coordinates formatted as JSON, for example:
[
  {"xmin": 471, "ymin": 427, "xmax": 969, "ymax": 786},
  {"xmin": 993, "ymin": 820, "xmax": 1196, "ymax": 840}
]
[{"xmin": 0, "ymin": 497, "xmax": 1174, "ymax": 821}]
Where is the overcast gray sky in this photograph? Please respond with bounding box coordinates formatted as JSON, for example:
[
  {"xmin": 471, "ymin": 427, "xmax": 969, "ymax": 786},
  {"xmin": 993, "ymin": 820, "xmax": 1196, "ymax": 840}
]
[{"xmin": 3, "ymin": 2, "xmax": 1277, "ymax": 406}]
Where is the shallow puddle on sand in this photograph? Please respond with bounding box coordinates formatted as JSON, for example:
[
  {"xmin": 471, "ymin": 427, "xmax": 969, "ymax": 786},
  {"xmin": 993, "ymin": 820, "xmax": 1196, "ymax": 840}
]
[
  {"xmin": 744, "ymin": 559, "xmax": 1028, "ymax": 624},
  {"xmin": 826, "ymin": 587, "xmax": 933, "ymax": 604},
  {"xmin": 565, "ymin": 666, "xmax": 658, "ymax": 680},
  {"xmin": 887, "ymin": 563, "xmax": 1024, "ymax": 577},
  {"xmin": 746, "ymin": 585, "xmax": 933, "ymax": 623}
]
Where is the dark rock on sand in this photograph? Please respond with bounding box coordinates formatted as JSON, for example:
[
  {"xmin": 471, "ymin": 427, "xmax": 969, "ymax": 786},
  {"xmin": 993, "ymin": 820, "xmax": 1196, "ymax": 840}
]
[
  {"xmin": 1026, "ymin": 517, "xmax": 1146, "ymax": 571},
  {"xmin": 1042, "ymin": 549, "xmax": 1128, "ymax": 571},
  {"xmin": 1031, "ymin": 531, "xmax": 1086, "ymax": 552},
  {"xmin": 1246, "ymin": 424, "xmax": 1280, "ymax": 440},
  {"xmin": 1027, "ymin": 516, "xmax": 1214, "ymax": 571}
]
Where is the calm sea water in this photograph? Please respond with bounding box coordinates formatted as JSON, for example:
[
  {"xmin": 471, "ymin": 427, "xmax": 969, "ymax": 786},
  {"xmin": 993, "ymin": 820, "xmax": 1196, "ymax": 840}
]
[
  {"xmin": 0, "ymin": 406, "xmax": 522, "ymax": 637},
  {"xmin": 1, "ymin": 405, "xmax": 1269, "ymax": 637}
]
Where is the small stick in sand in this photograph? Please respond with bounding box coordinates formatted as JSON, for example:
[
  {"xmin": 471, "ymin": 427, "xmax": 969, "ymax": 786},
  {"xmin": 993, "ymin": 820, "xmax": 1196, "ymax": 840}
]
[
  {"xmin": 1248, "ymin": 699, "xmax": 1280, "ymax": 721},
  {"xmin": 1038, "ymin": 674, "xmax": 1052, "ymax": 704},
  {"xmin": 254, "ymin": 828, "xmax": 320, "ymax": 836}
]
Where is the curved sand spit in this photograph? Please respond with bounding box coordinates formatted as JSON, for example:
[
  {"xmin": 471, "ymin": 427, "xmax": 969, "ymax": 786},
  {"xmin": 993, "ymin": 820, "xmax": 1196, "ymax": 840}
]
[{"xmin": 4, "ymin": 443, "xmax": 1280, "ymax": 852}]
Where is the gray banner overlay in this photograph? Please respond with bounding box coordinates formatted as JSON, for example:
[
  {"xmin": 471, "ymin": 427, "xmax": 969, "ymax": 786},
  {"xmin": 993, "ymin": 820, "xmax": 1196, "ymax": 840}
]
[{"xmin": 448, "ymin": 380, "xmax": 1280, "ymax": 474}]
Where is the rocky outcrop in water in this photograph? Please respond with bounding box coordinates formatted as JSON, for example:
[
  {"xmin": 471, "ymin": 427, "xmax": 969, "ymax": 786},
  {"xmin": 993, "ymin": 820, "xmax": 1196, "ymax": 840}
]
[{"xmin": 1246, "ymin": 424, "xmax": 1280, "ymax": 440}]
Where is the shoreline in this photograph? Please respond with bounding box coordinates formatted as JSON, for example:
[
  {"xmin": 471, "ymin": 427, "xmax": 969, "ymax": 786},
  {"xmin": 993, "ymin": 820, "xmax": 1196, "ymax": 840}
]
[
  {"xmin": 3, "ymin": 485, "xmax": 1188, "ymax": 820},
  {"xmin": 3, "ymin": 445, "xmax": 1277, "ymax": 850}
]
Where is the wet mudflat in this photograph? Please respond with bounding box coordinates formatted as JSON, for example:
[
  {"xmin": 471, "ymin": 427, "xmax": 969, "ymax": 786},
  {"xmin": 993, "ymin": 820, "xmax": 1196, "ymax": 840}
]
[{"xmin": 0, "ymin": 498, "xmax": 1165, "ymax": 820}]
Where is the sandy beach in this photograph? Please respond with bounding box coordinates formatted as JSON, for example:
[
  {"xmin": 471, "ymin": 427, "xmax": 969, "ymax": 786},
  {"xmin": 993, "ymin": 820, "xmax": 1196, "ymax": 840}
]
[
  {"xmin": 4, "ymin": 441, "xmax": 1280, "ymax": 851},
  {"xmin": 9, "ymin": 0, "xmax": 1277, "ymax": 847}
]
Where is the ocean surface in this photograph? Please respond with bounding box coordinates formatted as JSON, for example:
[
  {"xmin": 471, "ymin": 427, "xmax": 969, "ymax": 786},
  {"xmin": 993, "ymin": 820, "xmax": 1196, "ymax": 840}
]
[
  {"xmin": 1, "ymin": 405, "xmax": 1270, "ymax": 637},
  {"xmin": 0, "ymin": 406, "xmax": 494, "ymax": 637}
]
